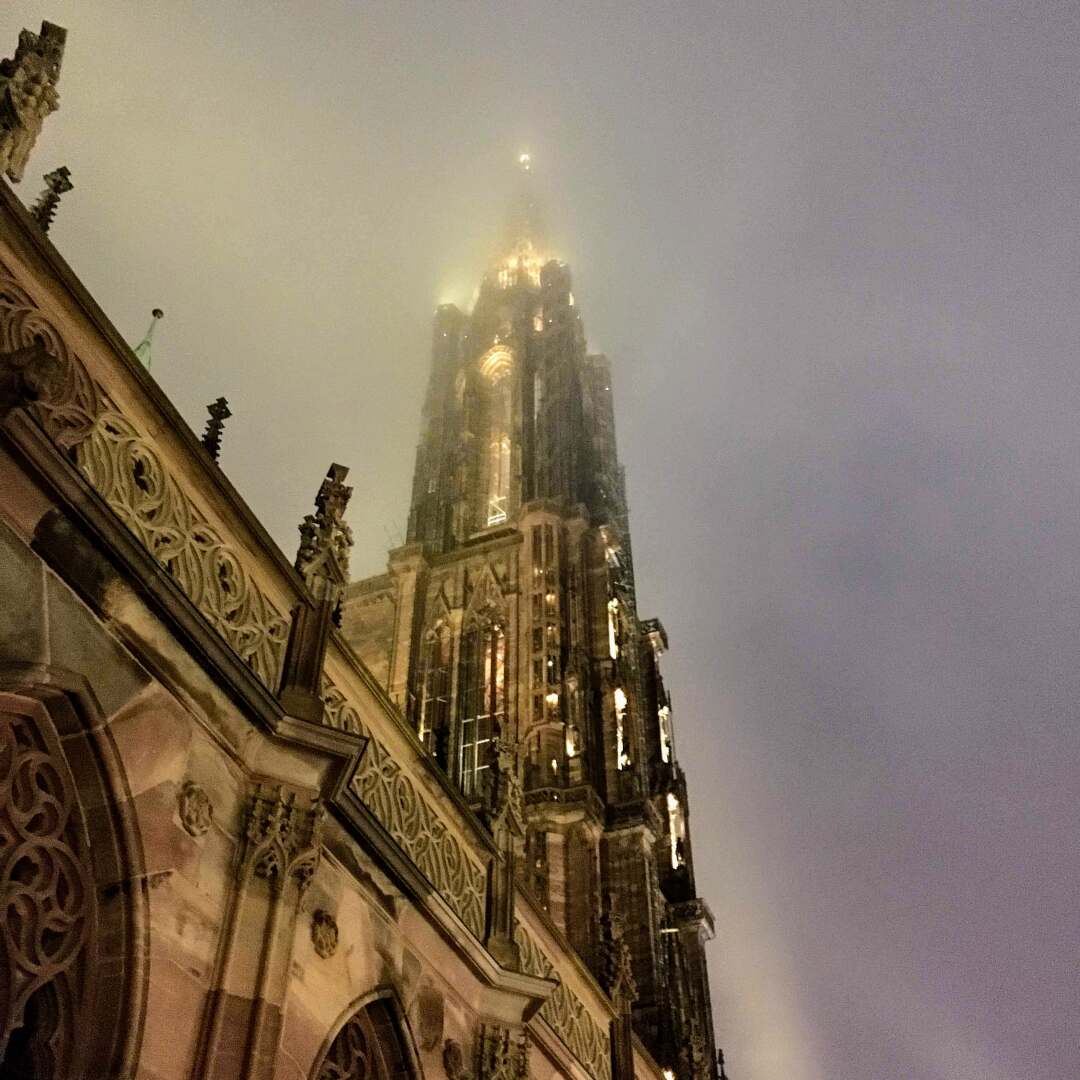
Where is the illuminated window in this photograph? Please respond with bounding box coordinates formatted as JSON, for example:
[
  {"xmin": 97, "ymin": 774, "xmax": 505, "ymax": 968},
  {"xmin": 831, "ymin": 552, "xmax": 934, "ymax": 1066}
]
[
  {"xmin": 485, "ymin": 358, "xmax": 512, "ymax": 526},
  {"xmin": 458, "ymin": 622, "xmax": 506, "ymax": 799},
  {"xmin": 658, "ymin": 704, "xmax": 673, "ymax": 763},
  {"xmin": 666, "ymin": 792, "xmax": 686, "ymax": 869},
  {"xmin": 607, "ymin": 597, "xmax": 619, "ymax": 659},
  {"xmin": 486, "ymin": 435, "xmax": 511, "ymax": 525},
  {"xmin": 417, "ymin": 625, "xmax": 450, "ymax": 757},
  {"xmin": 533, "ymin": 312, "xmax": 544, "ymax": 332},
  {"xmin": 614, "ymin": 687, "xmax": 631, "ymax": 770}
]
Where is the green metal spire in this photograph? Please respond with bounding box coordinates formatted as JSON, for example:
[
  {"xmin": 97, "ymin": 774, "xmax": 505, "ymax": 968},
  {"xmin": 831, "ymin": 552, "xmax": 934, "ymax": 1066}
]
[{"xmin": 133, "ymin": 308, "xmax": 164, "ymax": 370}]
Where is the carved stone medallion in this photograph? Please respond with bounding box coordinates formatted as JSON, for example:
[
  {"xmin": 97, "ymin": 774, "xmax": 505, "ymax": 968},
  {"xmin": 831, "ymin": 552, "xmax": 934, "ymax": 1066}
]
[
  {"xmin": 178, "ymin": 780, "xmax": 213, "ymax": 837},
  {"xmin": 311, "ymin": 908, "xmax": 339, "ymax": 958}
]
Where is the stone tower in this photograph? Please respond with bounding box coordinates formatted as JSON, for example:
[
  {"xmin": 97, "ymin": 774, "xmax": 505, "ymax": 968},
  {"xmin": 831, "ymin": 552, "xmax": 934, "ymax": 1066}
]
[{"xmin": 343, "ymin": 159, "xmax": 718, "ymax": 1079}]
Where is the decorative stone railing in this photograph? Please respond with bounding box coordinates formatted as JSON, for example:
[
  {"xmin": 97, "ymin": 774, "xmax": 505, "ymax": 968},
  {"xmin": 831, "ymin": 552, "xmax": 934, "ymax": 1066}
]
[
  {"xmin": 0, "ymin": 255, "xmax": 293, "ymax": 689},
  {"xmin": 321, "ymin": 672, "xmax": 487, "ymax": 939},
  {"xmin": 515, "ymin": 913, "xmax": 613, "ymax": 1080}
]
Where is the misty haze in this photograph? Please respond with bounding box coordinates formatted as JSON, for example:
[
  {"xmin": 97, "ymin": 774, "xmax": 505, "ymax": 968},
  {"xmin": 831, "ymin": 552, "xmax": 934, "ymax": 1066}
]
[{"xmin": 0, "ymin": 4, "xmax": 1077, "ymax": 1080}]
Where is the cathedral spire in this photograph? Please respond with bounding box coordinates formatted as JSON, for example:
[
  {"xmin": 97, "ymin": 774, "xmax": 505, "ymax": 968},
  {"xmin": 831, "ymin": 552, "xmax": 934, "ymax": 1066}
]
[{"xmin": 501, "ymin": 149, "xmax": 546, "ymax": 260}]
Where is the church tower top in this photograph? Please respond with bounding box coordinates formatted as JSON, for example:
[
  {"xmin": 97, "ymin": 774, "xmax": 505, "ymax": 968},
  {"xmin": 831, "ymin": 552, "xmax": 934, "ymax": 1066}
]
[{"xmin": 496, "ymin": 149, "xmax": 549, "ymax": 278}]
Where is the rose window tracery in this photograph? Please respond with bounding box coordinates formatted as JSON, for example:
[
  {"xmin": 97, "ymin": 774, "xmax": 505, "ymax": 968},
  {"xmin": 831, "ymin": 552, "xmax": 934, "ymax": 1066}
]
[
  {"xmin": 316, "ymin": 999, "xmax": 411, "ymax": 1080},
  {"xmin": 0, "ymin": 700, "xmax": 94, "ymax": 1077}
]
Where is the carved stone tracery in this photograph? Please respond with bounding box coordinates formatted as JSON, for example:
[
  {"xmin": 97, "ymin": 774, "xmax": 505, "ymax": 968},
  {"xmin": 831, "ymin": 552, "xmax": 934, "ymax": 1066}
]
[
  {"xmin": 241, "ymin": 784, "xmax": 324, "ymax": 894},
  {"xmin": 322, "ymin": 677, "xmax": 487, "ymax": 939},
  {"xmin": 513, "ymin": 921, "xmax": 612, "ymax": 1080},
  {"xmin": 0, "ymin": 260, "xmax": 290, "ymax": 689},
  {"xmin": 316, "ymin": 998, "xmax": 412, "ymax": 1080},
  {"xmin": 0, "ymin": 700, "xmax": 93, "ymax": 1076}
]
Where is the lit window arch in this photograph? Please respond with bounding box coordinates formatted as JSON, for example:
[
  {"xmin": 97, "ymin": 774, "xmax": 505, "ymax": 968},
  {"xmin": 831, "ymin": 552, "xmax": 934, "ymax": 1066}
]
[
  {"xmin": 457, "ymin": 614, "xmax": 506, "ymax": 799},
  {"xmin": 416, "ymin": 622, "xmax": 451, "ymax": 760},
  {"xmin": 479, "ymin": 348, "xmax": 514, "ymax": 527}
]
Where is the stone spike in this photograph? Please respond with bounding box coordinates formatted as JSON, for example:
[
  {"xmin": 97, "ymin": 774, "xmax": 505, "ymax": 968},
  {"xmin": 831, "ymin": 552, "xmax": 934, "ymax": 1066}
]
[
  {"xmin": 201, "ymin": 396, "xmax": 231, "ymax": 462},
  {"xmin": 29, "ymin": 165, "xmax": 72, "ymax": 231}
]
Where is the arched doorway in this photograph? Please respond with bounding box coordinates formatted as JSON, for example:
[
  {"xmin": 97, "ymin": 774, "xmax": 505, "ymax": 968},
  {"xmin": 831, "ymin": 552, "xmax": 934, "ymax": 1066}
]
[{"xmin": 314, "ymin": 994, "xmax": 418, "ymax": 1080}]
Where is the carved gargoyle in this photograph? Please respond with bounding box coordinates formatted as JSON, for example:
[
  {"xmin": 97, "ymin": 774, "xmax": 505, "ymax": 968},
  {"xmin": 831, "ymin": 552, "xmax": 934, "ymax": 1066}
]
[
  {"xmin": 0, "ymin": 336, "xmax": 62, "ymax": 419},
  {"xmin": 0, "ymin": 22, "xmax": 66, "ymax": 183}
]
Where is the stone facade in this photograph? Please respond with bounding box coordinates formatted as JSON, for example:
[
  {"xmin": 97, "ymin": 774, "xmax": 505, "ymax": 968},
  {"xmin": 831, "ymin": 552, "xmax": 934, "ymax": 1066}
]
[
  {"xmin": 0, "ymin": 21, "xmax": 719, "ymax": 1076},
  {"xmin": 342, "ymin": 183, "xmax": 718, "ymax": 1077}
]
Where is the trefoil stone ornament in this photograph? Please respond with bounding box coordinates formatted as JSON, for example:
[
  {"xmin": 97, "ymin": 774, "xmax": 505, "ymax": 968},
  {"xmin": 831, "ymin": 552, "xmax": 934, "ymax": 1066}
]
[
  {"xmin": 0, "ymin": 22, "xmax": 66, "ymax": 183},
  {"xmin": 178, "ymin": 780, "xmax": 213, "ymax": 837},
  {"xmin": 311, "ymin": 909, "xmax": 338, "ymax": 958}
]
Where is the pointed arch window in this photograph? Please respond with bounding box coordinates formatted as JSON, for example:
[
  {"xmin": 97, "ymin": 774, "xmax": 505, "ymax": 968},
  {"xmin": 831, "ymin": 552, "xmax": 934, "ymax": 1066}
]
[
  {"xmin": 481, "ymin": 352, "xmax": 513, "ymax": 527},
  {"xmin": 487, "ymin": 433, "xmax": 511, "ymax": 525},
  {"xmin": 457, "ymin": 619, "xmax": 506, "ymax": 798},
  {"xmin": 417, "ymin": 624, "xmax": 451, "ymax": 760},
  {"xmin": 314, "ymin": 995, "xmax": 416, "ymax": 1080}
]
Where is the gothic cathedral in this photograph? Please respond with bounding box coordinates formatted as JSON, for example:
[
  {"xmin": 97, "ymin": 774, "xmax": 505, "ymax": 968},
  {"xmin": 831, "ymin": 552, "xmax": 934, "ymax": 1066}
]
[{"xmin": 343, "ymin": 165, "xmax": 718, "ymax": 1077}]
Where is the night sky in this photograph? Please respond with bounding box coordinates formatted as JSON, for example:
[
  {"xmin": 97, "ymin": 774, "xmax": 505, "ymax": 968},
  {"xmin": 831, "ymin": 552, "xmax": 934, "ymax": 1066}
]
[{"xmin": 8, "ymin": 3, "xmax": 1079, "ymax": 1078}]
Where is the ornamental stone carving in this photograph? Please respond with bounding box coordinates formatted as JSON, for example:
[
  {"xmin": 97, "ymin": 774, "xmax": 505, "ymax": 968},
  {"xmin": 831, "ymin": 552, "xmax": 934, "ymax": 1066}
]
[
  {"xmin": 475, "ymin": 1022, "xmax": 527, "ymax": 1080},
  {"xmin": 321, "ymin": 676, "xmax": 487, "ymax": 939},
  {"xmin": 241, "ymin": 783, "xmax": 324, "ymax": 895},
  {"xmin": 178, "ymin": 780, "xmax": 213, "ymax": 837},
  {"xmin": 0, "ymin": 336, "xmax": 62, "ymax": 419},
  {"xmin": 0, "ymin": 21, "xmax": 66, "ymax": 183},
  {"xmin": 513, "ymin": 920, "xmax": 612, "ymax": 1080},
  {"xmin": 311, "ymin": 908, "xmax": 339, "ymax": 958},
  {"xmin": 601, "ymin": 902, "xmax": 637, "ymax": 1011},
  {"xmin": 0, "ymin": 259, "xmax": 290, "ymax": 688},
  {"xmin": 443, "ymin": 1039, "xmax": 471, "ymax": 1080},
  {"xmin": 0, "ymin": 701, "xmax": 93, "ymax": 1075},
  {"xmin": 296, "ymin": 463, "xmax": 353, "ymax": 620}
]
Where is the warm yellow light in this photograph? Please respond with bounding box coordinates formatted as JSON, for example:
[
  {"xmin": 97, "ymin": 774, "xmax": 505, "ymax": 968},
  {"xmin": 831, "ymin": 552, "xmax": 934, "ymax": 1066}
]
[
  {"xmin": 519, "ymin": 152, "xmax": 532, "ymax": 170},
  {"xmin": 479, "ymin": 346, "xmax": 513, "ymax": 382},
  {"xmin": 545, "ymin": 692, "xmax": 559, "ymax": 706}
]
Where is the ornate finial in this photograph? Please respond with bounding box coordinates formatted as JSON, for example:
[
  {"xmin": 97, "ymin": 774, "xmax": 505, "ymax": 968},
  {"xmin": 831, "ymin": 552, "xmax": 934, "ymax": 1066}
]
[
  {"xmin": 0, "ymin": 22, "xmax": 66, "ymax": 183},
  {"xmin": 485, "ymin": 725, "xmax": 524, "ymax": 836},
  {"xmin": 296, "ymin": 463, "xmax": 353, "ymax": 620},
  {"xmin": 601, "ymin": 896, "xmax": 638, "ymax": 1011},
  {"xmin": 133, "ymin": 308, "xmax": 164, "ymax": 369},
  {"xmin": 29, "ymin": 164, "xmax": 71, "ymax": 231},
  {"xmin": 201, "ymin": 397, "xmax": 231, "ymax": 461}
]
